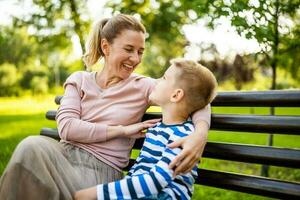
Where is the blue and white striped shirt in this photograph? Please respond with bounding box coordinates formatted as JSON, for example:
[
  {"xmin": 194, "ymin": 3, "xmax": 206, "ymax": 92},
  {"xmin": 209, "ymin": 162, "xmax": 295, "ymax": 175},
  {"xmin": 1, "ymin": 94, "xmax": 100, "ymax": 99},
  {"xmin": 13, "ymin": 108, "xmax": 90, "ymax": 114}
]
[{"xmin": 97, "ymin": 121, "xmax": 198, "ymax": 200}]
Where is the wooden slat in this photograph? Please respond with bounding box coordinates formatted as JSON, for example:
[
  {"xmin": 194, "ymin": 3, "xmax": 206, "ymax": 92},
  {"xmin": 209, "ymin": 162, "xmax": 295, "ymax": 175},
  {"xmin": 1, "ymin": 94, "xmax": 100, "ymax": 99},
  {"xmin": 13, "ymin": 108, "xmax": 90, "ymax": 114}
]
[
  {"xmin": 133, "ymin": 139, "xmax": 300, "ymax": 168},
  {"xmin": 197, "ymin": 169, "xmax": 300, "ymax": 199},
  {"xmin": 210, "ymin": 114, "xmax": 300, "ymax": 135},
  {"xmin": 203, "ymin": 142, "xmax": 300, "ymax": 168},
  {"xmin": 143, "ymin": 113, "xmax": 300, "ymax": 135},
  {"xmin": 40, "ymin": 128, "xmax": 300, "ymax": 168},
  {"xmin": 40, "ymin": 128, "xmax": 60, "ymax": 140},
  {"xmin": 212, "ymin": 90, "xmax": 300, "ymax": 107},
  {"xmin": 124, "ymin": 159, "xmax": 300, "ymax": 199},
  {"xmin": 54, "ymin": 90, "xmax": 300, "ymax": 107},
  {"xmin": 46, "ymin": 111, "xmax": 300, "ymax": 135},
  {"xmin": 55, "ymin": 96, "xmax": 62, "ymax": 105},
  {"xmin": 46, "ymin": 110, "xmax": 56, "ymax": 120}
]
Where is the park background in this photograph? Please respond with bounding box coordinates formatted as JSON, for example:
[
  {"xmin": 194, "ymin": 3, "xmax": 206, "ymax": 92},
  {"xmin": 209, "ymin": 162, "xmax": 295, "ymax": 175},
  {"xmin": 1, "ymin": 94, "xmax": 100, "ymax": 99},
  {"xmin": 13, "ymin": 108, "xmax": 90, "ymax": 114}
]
[{"xmin": 0, "ymin": 0, "xmax": 299, "ymax": 199}]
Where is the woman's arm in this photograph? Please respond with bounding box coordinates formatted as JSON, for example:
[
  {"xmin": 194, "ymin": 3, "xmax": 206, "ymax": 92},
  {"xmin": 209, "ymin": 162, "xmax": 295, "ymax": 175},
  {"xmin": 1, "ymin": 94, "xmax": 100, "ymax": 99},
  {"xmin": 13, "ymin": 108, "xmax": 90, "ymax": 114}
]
[
  {"xmin": 57, "ymin": 84, "xmax": 159, "ymax": 143},
  {"xmin": 56, "ymin": 84, "xmax": 109, "ymax": 143}
]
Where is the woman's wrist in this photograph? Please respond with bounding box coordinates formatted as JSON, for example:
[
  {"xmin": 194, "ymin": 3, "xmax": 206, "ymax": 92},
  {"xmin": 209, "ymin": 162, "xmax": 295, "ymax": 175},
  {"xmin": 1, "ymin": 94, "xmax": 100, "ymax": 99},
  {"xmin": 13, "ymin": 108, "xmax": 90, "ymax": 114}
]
[
  {"xmin": 118, "ymin": 125, "xmax": 125, "ymax": 136},
  {"xmin": 106, "ymin": 125, "xmax": 125, "ymax": 140}
]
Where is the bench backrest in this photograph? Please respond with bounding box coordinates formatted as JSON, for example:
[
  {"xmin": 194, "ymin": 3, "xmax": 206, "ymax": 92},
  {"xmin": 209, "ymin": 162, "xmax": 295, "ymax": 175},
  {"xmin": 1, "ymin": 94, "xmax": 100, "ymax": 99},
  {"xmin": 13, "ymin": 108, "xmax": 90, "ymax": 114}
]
[{"xmin": 41, "ymin": 90, "xmax": 300, "ymax": 199}]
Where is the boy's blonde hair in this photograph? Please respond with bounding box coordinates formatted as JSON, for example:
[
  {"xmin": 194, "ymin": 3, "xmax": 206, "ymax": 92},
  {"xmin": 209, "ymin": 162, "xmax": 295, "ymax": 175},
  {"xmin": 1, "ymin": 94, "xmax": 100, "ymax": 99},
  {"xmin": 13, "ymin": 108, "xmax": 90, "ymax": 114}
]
[{"xmin": 171, "ymin": 58, "xmax": 218, "ymax": 114}]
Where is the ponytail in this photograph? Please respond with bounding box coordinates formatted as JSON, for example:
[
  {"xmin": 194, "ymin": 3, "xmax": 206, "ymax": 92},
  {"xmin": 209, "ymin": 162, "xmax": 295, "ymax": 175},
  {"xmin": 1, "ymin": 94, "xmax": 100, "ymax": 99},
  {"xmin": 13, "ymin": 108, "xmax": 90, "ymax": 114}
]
[{"xmin": 83, "ymin": 18, "xmax": 109, "ymax": 67}]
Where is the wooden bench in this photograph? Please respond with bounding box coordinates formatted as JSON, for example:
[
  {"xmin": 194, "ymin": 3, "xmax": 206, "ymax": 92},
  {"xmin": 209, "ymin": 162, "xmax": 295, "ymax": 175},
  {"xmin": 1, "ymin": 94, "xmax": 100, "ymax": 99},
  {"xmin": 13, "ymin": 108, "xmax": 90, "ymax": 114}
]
[{"xmin": 41, "ymin": 90, "xmax": 300, "ymax": 199}]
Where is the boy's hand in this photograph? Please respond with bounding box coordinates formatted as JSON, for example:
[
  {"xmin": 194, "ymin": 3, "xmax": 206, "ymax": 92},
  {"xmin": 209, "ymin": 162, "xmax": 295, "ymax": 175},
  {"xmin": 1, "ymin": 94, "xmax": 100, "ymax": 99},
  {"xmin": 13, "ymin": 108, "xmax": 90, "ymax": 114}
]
[
  {"xmin": 123, "ymin": 118, "xmax": 161, "ymax": 138},
  {"xmin": 168, "ymin": 121, "xmax": 208, "ymax": 176},
  {"xmin": 74, "ymin": 187, "xmax": 97, "ymax": 200}
]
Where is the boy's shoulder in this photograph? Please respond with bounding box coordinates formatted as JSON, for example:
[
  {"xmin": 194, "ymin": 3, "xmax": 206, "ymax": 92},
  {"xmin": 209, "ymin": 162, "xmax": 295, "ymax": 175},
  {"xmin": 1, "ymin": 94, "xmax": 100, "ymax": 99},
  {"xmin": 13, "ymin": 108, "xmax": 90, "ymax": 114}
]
[
  {"xmin": 148, "ymin": 121, "xmax": 194, "ymax": 140},
  {"xmin": 170, "ymin": 121, "xmax": 194, "ymax": 139}
]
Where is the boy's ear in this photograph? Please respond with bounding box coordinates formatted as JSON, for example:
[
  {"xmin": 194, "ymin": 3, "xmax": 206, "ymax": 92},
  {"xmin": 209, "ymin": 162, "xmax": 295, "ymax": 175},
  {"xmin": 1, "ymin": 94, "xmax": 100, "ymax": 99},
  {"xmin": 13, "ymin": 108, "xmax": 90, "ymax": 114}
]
[
  {"xmin": 101, "ymin": 38, "xmax": 110, "ymax": 56},
  {"xmin": 170, "ymin": 89, "xmax": 184, "ymax": 103}
]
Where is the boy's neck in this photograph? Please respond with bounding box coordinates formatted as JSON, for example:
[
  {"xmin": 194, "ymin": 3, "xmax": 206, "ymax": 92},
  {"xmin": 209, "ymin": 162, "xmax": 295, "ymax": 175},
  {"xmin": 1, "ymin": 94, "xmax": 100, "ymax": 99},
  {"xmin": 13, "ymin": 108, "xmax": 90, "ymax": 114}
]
[{"xmin": 161, "ymin": 105, "xmax": 189, "ymax": 125}]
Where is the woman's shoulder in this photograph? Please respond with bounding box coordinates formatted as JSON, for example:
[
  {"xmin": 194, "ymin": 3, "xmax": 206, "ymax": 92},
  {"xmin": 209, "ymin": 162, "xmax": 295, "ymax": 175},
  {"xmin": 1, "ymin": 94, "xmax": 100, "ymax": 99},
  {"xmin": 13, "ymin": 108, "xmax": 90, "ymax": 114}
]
[
  {"xmin": 67, "ymin": 71, "xmax": 92, "ymax": 80},
  {"xmin": 130, "ymin": 73, "xmax": 155, "ymax": 84},
  {"xmin": 64, "ymin": 71, "xmax": 94, "ymax": 89},
  {"xmin": 66, "ymin": 71, "xmax": 93, "ymax": 83}
]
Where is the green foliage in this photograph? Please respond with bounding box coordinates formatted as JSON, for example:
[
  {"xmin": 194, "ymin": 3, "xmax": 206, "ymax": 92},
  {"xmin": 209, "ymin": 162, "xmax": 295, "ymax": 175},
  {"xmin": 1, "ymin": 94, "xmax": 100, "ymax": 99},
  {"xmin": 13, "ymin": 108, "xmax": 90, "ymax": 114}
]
[
  {"xmin": 30, "ymin": 76, "xmax": 49, "ymax": 95},
  {"xmin": 205, "ymin": 0, "xmax": 300, "ymax": 85},
  {"xmin": 14, "ymin": 0, "xmax": 89, "ymax": 56},
  {"xmin": 0, "ymin": 0, "xmax": 299, "ymax": 96},
  {"xmin": 0, "ymin": 63, "xmax": 19, "ymax": 96},
  {"xmin": 107, "ymin": 0, "xmax": 207, "ymax": 77},
  {"xmin": 0, "ymin": 27, "xmax": 37, "ymax": 67}
]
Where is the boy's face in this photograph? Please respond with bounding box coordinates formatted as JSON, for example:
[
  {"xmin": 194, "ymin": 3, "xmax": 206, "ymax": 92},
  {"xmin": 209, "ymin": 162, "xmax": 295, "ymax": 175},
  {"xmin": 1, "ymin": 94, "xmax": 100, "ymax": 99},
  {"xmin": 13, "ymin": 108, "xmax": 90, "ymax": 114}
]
[{"xmin": 149, "ymin": 65, "xmax": 179, "ymax": 106}]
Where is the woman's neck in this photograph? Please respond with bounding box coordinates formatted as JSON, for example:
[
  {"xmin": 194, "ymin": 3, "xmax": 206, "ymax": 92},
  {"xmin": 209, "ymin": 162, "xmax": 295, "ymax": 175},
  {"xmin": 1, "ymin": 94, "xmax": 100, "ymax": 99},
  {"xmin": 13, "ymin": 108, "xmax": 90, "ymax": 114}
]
[{"xmin": 96, "ymin": 68, "xmax": 123, "ymax": 89}]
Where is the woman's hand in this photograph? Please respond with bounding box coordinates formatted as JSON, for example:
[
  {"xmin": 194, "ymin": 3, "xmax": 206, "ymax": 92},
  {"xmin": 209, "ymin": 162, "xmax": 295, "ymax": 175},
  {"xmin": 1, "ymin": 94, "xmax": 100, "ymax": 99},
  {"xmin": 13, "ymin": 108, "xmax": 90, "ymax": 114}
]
[
  {"xmin": 167, "ymin": 120, "xmax": 209, "ymax": 176},
  {"xmin": 73, "ymin": 187, "xmax": 97, "ymax": 200},
  {"xmin": 122, "ymin": 118, "xmax": 161, "ymax": 138}
]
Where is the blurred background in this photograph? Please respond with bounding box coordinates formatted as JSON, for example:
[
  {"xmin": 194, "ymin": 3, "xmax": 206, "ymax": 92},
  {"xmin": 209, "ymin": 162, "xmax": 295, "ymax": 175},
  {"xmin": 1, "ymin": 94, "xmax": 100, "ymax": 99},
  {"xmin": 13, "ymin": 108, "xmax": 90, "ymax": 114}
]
[{"xmin": 0, "ymin": 0, "xmax": 299, "ymax": 199}]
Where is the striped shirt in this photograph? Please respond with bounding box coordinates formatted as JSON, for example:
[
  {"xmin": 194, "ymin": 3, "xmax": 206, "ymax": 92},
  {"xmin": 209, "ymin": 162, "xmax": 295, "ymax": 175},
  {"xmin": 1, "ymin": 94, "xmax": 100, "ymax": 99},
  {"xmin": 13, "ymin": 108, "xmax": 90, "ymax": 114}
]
[{"xmin": 97, "ymin": 121, "xmax": 198, "ymax": 200}]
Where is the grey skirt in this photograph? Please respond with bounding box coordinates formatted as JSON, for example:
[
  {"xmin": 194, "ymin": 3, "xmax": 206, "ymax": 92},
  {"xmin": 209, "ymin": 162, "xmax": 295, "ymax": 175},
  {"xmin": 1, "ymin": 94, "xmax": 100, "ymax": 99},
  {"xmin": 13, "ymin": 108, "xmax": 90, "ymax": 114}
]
[{"xmin": 0, "ymin": 136, "xmax": 123, "ymax": 200}]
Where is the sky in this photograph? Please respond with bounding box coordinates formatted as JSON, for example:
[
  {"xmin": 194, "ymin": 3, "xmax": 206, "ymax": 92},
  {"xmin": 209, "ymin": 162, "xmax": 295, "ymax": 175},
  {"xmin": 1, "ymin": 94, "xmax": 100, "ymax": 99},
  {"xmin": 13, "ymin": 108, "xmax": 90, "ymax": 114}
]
[{"xmin": 0, "ymin": 0, "xmax": 261, "ymax": 60}]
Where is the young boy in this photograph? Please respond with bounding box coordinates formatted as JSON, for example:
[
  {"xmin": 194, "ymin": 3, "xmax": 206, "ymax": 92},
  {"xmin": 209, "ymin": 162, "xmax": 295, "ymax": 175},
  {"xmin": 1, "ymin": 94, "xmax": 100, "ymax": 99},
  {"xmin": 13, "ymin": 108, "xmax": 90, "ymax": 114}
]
[{"xmin": 75, "ymin": 58, "xmax": 217, "ymax": 200}]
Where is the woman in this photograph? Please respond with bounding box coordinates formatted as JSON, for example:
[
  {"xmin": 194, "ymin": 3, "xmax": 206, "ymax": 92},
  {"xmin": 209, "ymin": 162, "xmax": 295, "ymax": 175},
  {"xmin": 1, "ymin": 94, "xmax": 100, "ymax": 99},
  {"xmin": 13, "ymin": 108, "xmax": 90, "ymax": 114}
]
[{"xmin": 0, "ymin": 14, "xmax": 210, "ymax": 200}]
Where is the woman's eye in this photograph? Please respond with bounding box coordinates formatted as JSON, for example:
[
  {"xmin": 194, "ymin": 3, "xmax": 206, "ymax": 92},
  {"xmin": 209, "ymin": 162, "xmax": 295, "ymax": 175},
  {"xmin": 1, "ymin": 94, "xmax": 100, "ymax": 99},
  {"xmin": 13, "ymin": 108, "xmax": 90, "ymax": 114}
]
[{"xmin": 125, "ymin": 48, "xmax": 133, "ymax": 52}]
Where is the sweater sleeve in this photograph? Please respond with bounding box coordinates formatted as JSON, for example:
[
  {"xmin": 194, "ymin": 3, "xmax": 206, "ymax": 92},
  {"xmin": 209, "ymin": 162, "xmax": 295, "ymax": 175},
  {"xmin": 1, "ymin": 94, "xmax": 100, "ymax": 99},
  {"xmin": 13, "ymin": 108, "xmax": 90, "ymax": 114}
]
[
  {"xmin": 191, "ymin": 104, "xmax": 211, "ymax": 127},
  {"xmin": 96, "ymin": 147, "xmax": 182, "ymax": 200},
  {"xmin": 56, "ymin": 72, "xmax": 108, "ymax": 143}
]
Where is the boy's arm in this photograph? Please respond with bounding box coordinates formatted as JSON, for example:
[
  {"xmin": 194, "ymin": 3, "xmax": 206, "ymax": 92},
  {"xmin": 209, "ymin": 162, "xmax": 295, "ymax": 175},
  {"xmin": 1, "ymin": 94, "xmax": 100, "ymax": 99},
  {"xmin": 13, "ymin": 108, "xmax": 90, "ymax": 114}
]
[{"xmin": 96, "ymin": 147, "xmax": 182, "ymax": 200}]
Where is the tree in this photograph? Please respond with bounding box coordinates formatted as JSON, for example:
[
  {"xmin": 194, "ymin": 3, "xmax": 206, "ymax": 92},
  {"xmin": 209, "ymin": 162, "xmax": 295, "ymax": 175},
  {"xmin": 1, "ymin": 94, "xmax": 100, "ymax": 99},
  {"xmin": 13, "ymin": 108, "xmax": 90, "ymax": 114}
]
[
  {"xmin": 204, "ymin": 0, "xmax": 300, "ymax": 88},
  {"xmin": 0, "ymin": 63, "xmax": 19, "ymax": 96},
  {"xmin": 107, "ymin": 0, "xmax": 209, "ymax": 77},
  {"xmin": 0, "ymin": 27, "xmax": 36, "ymax": 67},
  {"xmin": 13, "ymin": 0, "xmax": 90, "ymax": 68},
  {"xmin": 204, "ymin": 0, "xmax": 300, "ymax": 176}
]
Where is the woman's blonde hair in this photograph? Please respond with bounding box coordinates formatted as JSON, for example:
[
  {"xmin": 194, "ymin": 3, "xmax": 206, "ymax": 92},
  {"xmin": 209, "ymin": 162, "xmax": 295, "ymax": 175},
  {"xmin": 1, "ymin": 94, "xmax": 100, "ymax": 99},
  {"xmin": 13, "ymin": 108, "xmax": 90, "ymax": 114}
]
[
  {"xmin": 171, "ymin": 58, "xmax": 218, "ymax": 114},
  {"xmin": 83, "ymin": 14, "xmax": 146, "ymax": 67}
]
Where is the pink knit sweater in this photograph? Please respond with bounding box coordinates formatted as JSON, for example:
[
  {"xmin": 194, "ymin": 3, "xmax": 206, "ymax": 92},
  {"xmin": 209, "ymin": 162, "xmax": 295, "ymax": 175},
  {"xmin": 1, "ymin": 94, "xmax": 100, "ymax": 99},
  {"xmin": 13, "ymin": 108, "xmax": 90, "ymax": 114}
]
[{"xmin": 56, "ymin": 71, "xmax": 211, "ymax": 171}]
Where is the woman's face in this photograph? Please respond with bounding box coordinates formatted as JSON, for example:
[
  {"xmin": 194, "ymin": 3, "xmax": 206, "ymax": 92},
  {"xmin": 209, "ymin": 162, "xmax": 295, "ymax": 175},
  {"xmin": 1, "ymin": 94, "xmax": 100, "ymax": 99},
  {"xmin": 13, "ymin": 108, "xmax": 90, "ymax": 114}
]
[{"xmin": 103, "ymin": 29, "xmax": 145, "ymax": 79}]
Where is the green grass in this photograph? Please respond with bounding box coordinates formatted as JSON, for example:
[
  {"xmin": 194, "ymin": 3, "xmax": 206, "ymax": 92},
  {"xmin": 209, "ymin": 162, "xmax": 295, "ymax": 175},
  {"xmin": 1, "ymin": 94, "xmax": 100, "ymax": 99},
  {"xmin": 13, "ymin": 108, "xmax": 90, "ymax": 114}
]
[
  {"xmin": 0, "ymin": 96, "xmax": 299, "ymax": 199},
  {"xmin": 0, "ymin": 96, "xmax": 57, "ymax": 175}
]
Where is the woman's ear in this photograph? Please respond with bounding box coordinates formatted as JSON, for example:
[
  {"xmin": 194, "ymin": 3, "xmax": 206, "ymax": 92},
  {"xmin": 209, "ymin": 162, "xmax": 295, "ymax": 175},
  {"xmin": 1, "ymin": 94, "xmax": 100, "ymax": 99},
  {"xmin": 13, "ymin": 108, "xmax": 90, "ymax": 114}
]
[
  {"xmin": 170, "ymin": 89, "xmax": 184, "ymax": 103},
  {"xmin": 101, "ymin": 38, "xmax": 110, "ymax": 56}
]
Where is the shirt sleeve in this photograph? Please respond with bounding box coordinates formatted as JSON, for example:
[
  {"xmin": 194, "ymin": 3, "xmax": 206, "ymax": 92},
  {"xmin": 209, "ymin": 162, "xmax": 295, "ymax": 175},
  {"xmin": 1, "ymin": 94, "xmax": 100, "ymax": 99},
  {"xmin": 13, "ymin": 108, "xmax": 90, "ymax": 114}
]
[
  {"xmin": 142, "ymin": 77, "xmax": 156, "ymax": 105},
  {"xmin": 96, "ymin": 147, "xmax": 182, "ymax": 200},
  {"xmin": 191, "ymin": 104, "xmax": 211, "ymax": 127},
  {"xmin": 56, "ymin": 72, "xmax": 108, "ymax": 143}
]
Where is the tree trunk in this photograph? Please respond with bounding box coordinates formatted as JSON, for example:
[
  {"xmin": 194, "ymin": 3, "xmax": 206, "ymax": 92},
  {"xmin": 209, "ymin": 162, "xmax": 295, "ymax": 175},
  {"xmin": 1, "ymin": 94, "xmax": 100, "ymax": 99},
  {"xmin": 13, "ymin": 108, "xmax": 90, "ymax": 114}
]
[
  {"xmin": 261, "ymin": 0, "xmax": 279, "ymax": 177},
  {"xmin": 68, "ymin": 0, "xmax": 85, "ymax": 69}
]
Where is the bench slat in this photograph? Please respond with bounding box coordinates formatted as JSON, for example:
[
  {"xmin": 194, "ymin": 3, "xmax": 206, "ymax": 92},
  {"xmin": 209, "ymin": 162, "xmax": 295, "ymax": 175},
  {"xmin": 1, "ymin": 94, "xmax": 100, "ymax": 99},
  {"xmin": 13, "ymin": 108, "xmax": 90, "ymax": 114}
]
[
  {"xmin": 40, "ymin": 128, "xmax": 60, "ymax": 140},
  {"xmin": 197, "ymin": 168, "xmax": 300, "ymax": 199},
  {"xmin": 211, "ymin": 114, "xmax": 300, "ymax": 134},
  {"xmin": 46, "ymin": 111, "xmax": 300, "ymax": 135},
  {"xmin": 213, "ymin": 90, "xmax": 300, "ymax": 107},
  {"xmin": 40, "ymin": 128, "xmax": 300, "ymax": 168},
  {"xmin": 54, "ymin": 90, "xmax": 300, "ymax": 107},
  {"xmin": 123, "ymin": 159, "xmax": 300, "ymax": 199}
]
